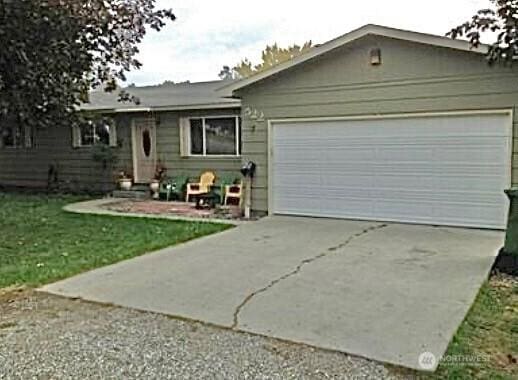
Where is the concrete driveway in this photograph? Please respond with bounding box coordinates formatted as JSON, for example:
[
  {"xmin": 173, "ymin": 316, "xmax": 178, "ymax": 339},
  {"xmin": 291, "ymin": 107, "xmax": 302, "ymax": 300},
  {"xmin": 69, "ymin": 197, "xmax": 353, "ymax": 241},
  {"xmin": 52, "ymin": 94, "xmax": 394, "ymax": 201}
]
[{"xmin": 41, "ymin": 217, "xmax": 503, "ymax": 371}]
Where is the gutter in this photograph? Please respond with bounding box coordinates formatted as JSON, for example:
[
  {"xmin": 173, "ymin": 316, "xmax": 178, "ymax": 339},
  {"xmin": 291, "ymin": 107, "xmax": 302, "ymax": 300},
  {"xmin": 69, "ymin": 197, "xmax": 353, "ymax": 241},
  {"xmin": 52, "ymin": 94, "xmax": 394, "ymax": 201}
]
[
  {"xmin": 113, "ymin": 107, "xmax": 152, "ymax": 113},
  {"xmin": 145, "ymin": 102, "xmax": 241, "ymax": 112},
  {"xmin": 82, "ymin": 102, "xmax": 241, "ymax": 114}
]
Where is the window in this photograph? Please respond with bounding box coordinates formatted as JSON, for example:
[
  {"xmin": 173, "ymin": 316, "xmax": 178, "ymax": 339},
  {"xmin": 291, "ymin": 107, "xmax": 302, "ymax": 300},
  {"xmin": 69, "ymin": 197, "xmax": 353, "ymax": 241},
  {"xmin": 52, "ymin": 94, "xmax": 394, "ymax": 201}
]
[
  {"xmin": 0, "ymin": 121, "xmax": 33, "ymax": 149},
  {"xmin": 180, "ymin": 116, "xmax": 241, "ymax": 156},
  {"xmin": 72, "ymin": 120, "xmax": 117, "ymax": 147},
  {"xmin": 190, "ymin": 118, "xmax": 203, "ymax": 155}
]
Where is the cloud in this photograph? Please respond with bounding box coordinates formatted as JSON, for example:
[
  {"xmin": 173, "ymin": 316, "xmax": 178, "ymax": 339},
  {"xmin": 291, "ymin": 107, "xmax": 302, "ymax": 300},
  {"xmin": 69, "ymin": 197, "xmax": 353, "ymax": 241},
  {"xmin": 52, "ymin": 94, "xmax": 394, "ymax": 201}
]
[{"xmin": 125, "ymin": 0, "xmax": 490, "ymax": 86}]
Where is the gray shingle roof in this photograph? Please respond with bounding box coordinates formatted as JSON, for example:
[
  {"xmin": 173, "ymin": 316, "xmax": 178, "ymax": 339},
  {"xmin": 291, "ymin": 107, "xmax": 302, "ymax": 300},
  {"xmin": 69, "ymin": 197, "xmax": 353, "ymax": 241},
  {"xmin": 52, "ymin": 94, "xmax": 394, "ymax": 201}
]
[{"xmin": 82, "ymin": 80, "xmax": 240, "ymax": 112}]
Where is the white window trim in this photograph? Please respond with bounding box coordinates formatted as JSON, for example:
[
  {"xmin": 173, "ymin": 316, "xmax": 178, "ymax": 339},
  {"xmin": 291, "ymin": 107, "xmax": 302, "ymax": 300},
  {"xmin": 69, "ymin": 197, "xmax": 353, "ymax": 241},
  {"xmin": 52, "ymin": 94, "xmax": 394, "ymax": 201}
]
[
  {"xmin": 182, "ymin": 115, "xmax": 241, "ymax": 157},
  {"xmin": 72, "ymin": 123, "xmax": 117, "ymax": 148}
]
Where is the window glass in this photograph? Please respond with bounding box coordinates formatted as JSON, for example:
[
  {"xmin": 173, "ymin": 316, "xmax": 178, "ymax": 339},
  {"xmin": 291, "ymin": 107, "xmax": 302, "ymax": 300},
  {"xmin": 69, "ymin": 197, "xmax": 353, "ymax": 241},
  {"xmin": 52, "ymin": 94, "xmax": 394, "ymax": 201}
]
[
  {"xmin": 142, "ymin": 129, "xmax": 151, "ymax": 157},
  {"xmin": 76, "ymin": 120, "xmax": 114, "ymax": 147},
  {"xmin": 238, "ymin": 117, "xmax": 242, "ymax": 155},
  {"xmin": 1, "ymin": 125, "xmax": 15, "ymax": 147},
  {"xmin": 190, "ymin": 118, "xmax": 203, "ymax": 154},
  {"xmin": 79, "ymin": 123, "xmax": 95, "ymax": 146},
  {"xmin": 185, "ymin": 116, "xmax": 240, "ymax": 156},
  {"xmin": 205, "ymin": 118, "xmax": 237, "ymax": 155},
  {"xmin": 95, "ymin": 123, "xmax": 111, "ymax": 145}
]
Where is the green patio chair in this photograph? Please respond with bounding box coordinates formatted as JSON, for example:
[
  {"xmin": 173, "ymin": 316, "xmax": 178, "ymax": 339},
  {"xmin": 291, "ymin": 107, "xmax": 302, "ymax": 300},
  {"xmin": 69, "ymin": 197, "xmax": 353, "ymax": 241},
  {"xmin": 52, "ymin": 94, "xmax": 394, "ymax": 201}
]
[
  {"xmin": 159, "ymin": 175, "xmax": 189, "ymax": 201},
  {"xmin": 214, "ymin": 175, "xmax": 240, "ymax": 204}
]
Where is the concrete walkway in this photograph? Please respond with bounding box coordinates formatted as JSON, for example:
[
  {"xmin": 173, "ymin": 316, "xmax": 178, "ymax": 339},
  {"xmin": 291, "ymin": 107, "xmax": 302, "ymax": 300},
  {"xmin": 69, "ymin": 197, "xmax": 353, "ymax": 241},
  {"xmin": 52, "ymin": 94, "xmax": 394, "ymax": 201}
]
[{"xmin": 40, "ymin": 216, "xmax": 504, "ymax": 371}]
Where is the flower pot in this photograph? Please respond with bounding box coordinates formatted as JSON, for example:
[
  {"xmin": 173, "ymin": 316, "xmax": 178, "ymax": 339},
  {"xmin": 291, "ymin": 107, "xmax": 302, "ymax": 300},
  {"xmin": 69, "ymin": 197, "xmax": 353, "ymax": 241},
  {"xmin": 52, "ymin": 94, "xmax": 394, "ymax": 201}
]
[
  {"xmin": 119, "ymin": 178, "xmax": 132, "ymax": 191},
  {"xmin": 150, "ymin": 180, "xmax": 160, "ymax": 199}
]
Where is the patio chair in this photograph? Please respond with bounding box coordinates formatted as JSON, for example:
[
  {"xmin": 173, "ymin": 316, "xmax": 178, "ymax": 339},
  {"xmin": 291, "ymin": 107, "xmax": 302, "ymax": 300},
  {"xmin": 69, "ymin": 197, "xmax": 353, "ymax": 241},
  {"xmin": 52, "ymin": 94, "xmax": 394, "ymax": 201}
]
[
  {"xmin": 213, "ymin": 175, "xmax": 239, "ymax": 204},
  {"xmin": 159, "ymin": 175, "xmax": 189, "ymax": 201},
  {"xmin": 224, "ymin": 181, "xmax": 243, "ymax": 206},
  {"xmin": 185, "ymin": 171, "xmax": 216, "ymax": 202}
]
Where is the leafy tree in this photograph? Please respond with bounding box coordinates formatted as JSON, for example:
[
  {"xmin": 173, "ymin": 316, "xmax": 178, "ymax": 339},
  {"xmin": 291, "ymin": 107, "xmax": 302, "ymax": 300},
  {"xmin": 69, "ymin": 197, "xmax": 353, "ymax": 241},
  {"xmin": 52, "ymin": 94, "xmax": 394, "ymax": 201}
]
[
  {"xmin": 0, "ymin": 0, "xmax": 175, "ymax": 132},
  {"xmin": 218, "ymin": 65, "xmax": 235, "ymax": 80},
  {"xmin": 222, "ymin": 41, "xmax": 313, "ymax": 79},
  {"xmin": 232, "ymin": 59, "xmax": 255, "ymax": 79},
  {"xmin": 448, "ymin": 0, "xmax": 518, "ymax": 64}
]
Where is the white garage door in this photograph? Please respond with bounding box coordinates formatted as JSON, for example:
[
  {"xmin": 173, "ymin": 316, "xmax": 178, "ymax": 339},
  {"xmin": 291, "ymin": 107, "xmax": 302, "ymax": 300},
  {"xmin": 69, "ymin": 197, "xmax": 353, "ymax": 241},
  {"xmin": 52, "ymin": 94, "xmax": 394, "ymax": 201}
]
[{"xmin": 271, "ymin": 112, "xmax": 512, "ymax": 229}]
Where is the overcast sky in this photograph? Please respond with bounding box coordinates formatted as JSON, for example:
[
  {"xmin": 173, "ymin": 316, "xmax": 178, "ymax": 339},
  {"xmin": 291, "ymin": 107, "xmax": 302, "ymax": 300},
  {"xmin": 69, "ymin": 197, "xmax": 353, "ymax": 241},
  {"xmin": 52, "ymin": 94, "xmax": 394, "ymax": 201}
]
[{"xmin": 125, "ymin": 0, "xmax": 490, "ymax": 86}]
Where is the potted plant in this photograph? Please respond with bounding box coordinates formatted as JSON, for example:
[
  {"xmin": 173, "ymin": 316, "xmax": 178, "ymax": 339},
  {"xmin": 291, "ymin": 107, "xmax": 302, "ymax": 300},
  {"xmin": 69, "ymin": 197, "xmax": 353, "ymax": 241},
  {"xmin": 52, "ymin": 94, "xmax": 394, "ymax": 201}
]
[
  {"xmin": 118, "ymin": 170, "xmax": 133, "ymax": 191},
  {"xmin": 150, "ymin": 161, "xmax": 167, "ymax": 199}
]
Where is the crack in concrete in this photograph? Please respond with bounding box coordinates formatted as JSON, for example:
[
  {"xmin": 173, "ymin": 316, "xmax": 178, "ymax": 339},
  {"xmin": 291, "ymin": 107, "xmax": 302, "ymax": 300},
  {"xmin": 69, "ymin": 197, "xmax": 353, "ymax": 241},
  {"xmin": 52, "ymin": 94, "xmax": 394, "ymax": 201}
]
[{"xmin": 230, "ymin": 223, "xmax": 388, "ymax": 329}]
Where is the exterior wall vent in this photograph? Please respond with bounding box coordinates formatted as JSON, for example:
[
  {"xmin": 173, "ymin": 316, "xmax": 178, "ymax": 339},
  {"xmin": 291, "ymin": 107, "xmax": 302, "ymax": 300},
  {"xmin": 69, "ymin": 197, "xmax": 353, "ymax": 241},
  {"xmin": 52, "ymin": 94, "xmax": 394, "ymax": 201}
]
[{"xmin": 370, "ymin": 48, "xmax": 382, "ymax": 65}]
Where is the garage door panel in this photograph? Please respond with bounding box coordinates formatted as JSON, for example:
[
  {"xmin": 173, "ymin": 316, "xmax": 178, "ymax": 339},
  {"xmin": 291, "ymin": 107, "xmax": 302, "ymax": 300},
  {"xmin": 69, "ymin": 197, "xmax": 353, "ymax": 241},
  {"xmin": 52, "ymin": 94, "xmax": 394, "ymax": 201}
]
[
  {"xmin": 317, "ymin": 193, "xmax": 506, "ymax": 228},
  {"xmin": 375, "ymin": 173, "xmax": 505, "ymax": 191},
  {"xmin": 307, "ymin": 187, "xmax": 503, "ymax": 205},
  {"xmin": 278, "ymin": 141, "xmax": 508, "ymax": 164},
  {"xmin": 433, "ymin": 201, "xmax": 504, "ymax": 220},
  {"xmin": 322, "ymin": 138, "xmax": 506, "ymax": 162},
  {"xmin": 434, "ymin": 140, "xmax": 509, "ymax": 162},
  {"xmin": 276, "ymin": 167, "xmax": 508, "ymax": 191},
  {"xmin": 319, "ymin": 199, "xmax": 375, "ymax": 217},
  {"xmin": 320, "ymin": 167, "xmax": 506, "ymax": 190},
  {"xmin": 274, "ymin": 195, "xmax": 324, "ymax": 215},
  {"xmin": 375, "ymin": 147, "xmax": 435, "ymax": 161},
  {"xmin": 277, "ymin": 169, "xmax": 507, "ymax": 192},
  {"xmin": 324, "ymin": 148, "xmax": 378, "ymax": 161},
  {"xmin": 275, "ymin": 150, "xmax": 322, "ymax": 162},
  {"xmin": 277, "ymin": 196, "xmax": 507, "ymax": 229},
  {"xmin": 433, "ymin": 175, "xmax": 507, "ymax": 192},
  {"xmin": 272, "ymin": 113, "xmax": 511, "ymax": 228},
  {"xmin": 275, "ymin": 175, "xmax": 321, "ymax": 188},
  {"xmin": 276, "ymin": 118, "xmax": 509, "ymax": 138},
  {"xmin": 321, "ymin": 176, "xmax": 377, "ymax": 189},
  {"xmin": 369, "ymin": 189, "xmax": 504, "ymax": 206}
]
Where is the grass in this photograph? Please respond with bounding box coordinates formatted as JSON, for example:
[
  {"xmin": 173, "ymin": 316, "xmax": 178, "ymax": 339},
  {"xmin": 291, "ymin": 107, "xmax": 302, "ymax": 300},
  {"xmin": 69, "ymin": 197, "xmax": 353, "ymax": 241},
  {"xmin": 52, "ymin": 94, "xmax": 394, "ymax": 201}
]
[
  {"xmin": 416, "ymin": 275, "xmax": 518, "ymax": 380},
  {"xmin": 0, "ymin": 192, "xmax": 231, "ymax": 288}
]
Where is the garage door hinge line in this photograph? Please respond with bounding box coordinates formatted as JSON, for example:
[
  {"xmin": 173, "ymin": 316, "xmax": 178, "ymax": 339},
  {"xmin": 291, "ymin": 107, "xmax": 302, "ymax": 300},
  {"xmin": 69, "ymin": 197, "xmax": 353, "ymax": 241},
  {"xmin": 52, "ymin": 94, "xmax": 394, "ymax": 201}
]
[{"xmin": 230, "ymin": 223, "xmax": 388, "ymax": 330}]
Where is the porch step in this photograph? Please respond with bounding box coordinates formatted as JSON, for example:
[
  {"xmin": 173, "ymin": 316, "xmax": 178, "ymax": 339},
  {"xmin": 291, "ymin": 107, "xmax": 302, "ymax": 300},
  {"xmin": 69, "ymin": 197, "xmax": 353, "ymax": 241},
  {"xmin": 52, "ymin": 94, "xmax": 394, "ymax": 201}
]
[
  {"xmin": 131, "ymin": 184, "xmax": 151, "ymax": 192},
  {"xmin": 112, "ymin": 190, "xmax": 150, "ymax": 199}
]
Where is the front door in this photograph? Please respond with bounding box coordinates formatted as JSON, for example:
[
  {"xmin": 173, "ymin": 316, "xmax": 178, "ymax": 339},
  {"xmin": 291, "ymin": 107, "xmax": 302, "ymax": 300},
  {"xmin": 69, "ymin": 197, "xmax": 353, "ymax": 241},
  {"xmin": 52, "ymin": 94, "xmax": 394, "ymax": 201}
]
[{"xmin": 132, "ymin": 118, "xmax": 157, "ymax": 183}]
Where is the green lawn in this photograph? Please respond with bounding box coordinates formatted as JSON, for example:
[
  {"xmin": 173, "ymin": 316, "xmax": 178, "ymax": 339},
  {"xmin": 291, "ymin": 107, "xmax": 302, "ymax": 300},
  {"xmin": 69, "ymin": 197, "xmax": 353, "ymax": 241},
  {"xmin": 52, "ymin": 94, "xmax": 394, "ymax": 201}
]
[{"xmin": 0, "ymin": 192, "xmax": 231, "ymax": 288}]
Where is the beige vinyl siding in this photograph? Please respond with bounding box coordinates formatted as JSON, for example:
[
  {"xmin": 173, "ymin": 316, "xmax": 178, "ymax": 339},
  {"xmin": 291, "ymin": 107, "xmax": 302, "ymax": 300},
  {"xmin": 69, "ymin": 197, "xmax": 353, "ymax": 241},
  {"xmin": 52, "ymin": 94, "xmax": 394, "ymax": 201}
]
[
  {"xmin": 0, "ymin": 108, "xmax": 242, "ymax": 192},
  {"xmin": 0, "ymin": 114, "xmax": 132, "ymax": 192},
  {"xmin": 154, "ymin": 108, "xmax": 242, "ymax": 181},
  {"xmin": 236, "ymin": 35, "xmax": 518, "ymax": 214}
]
